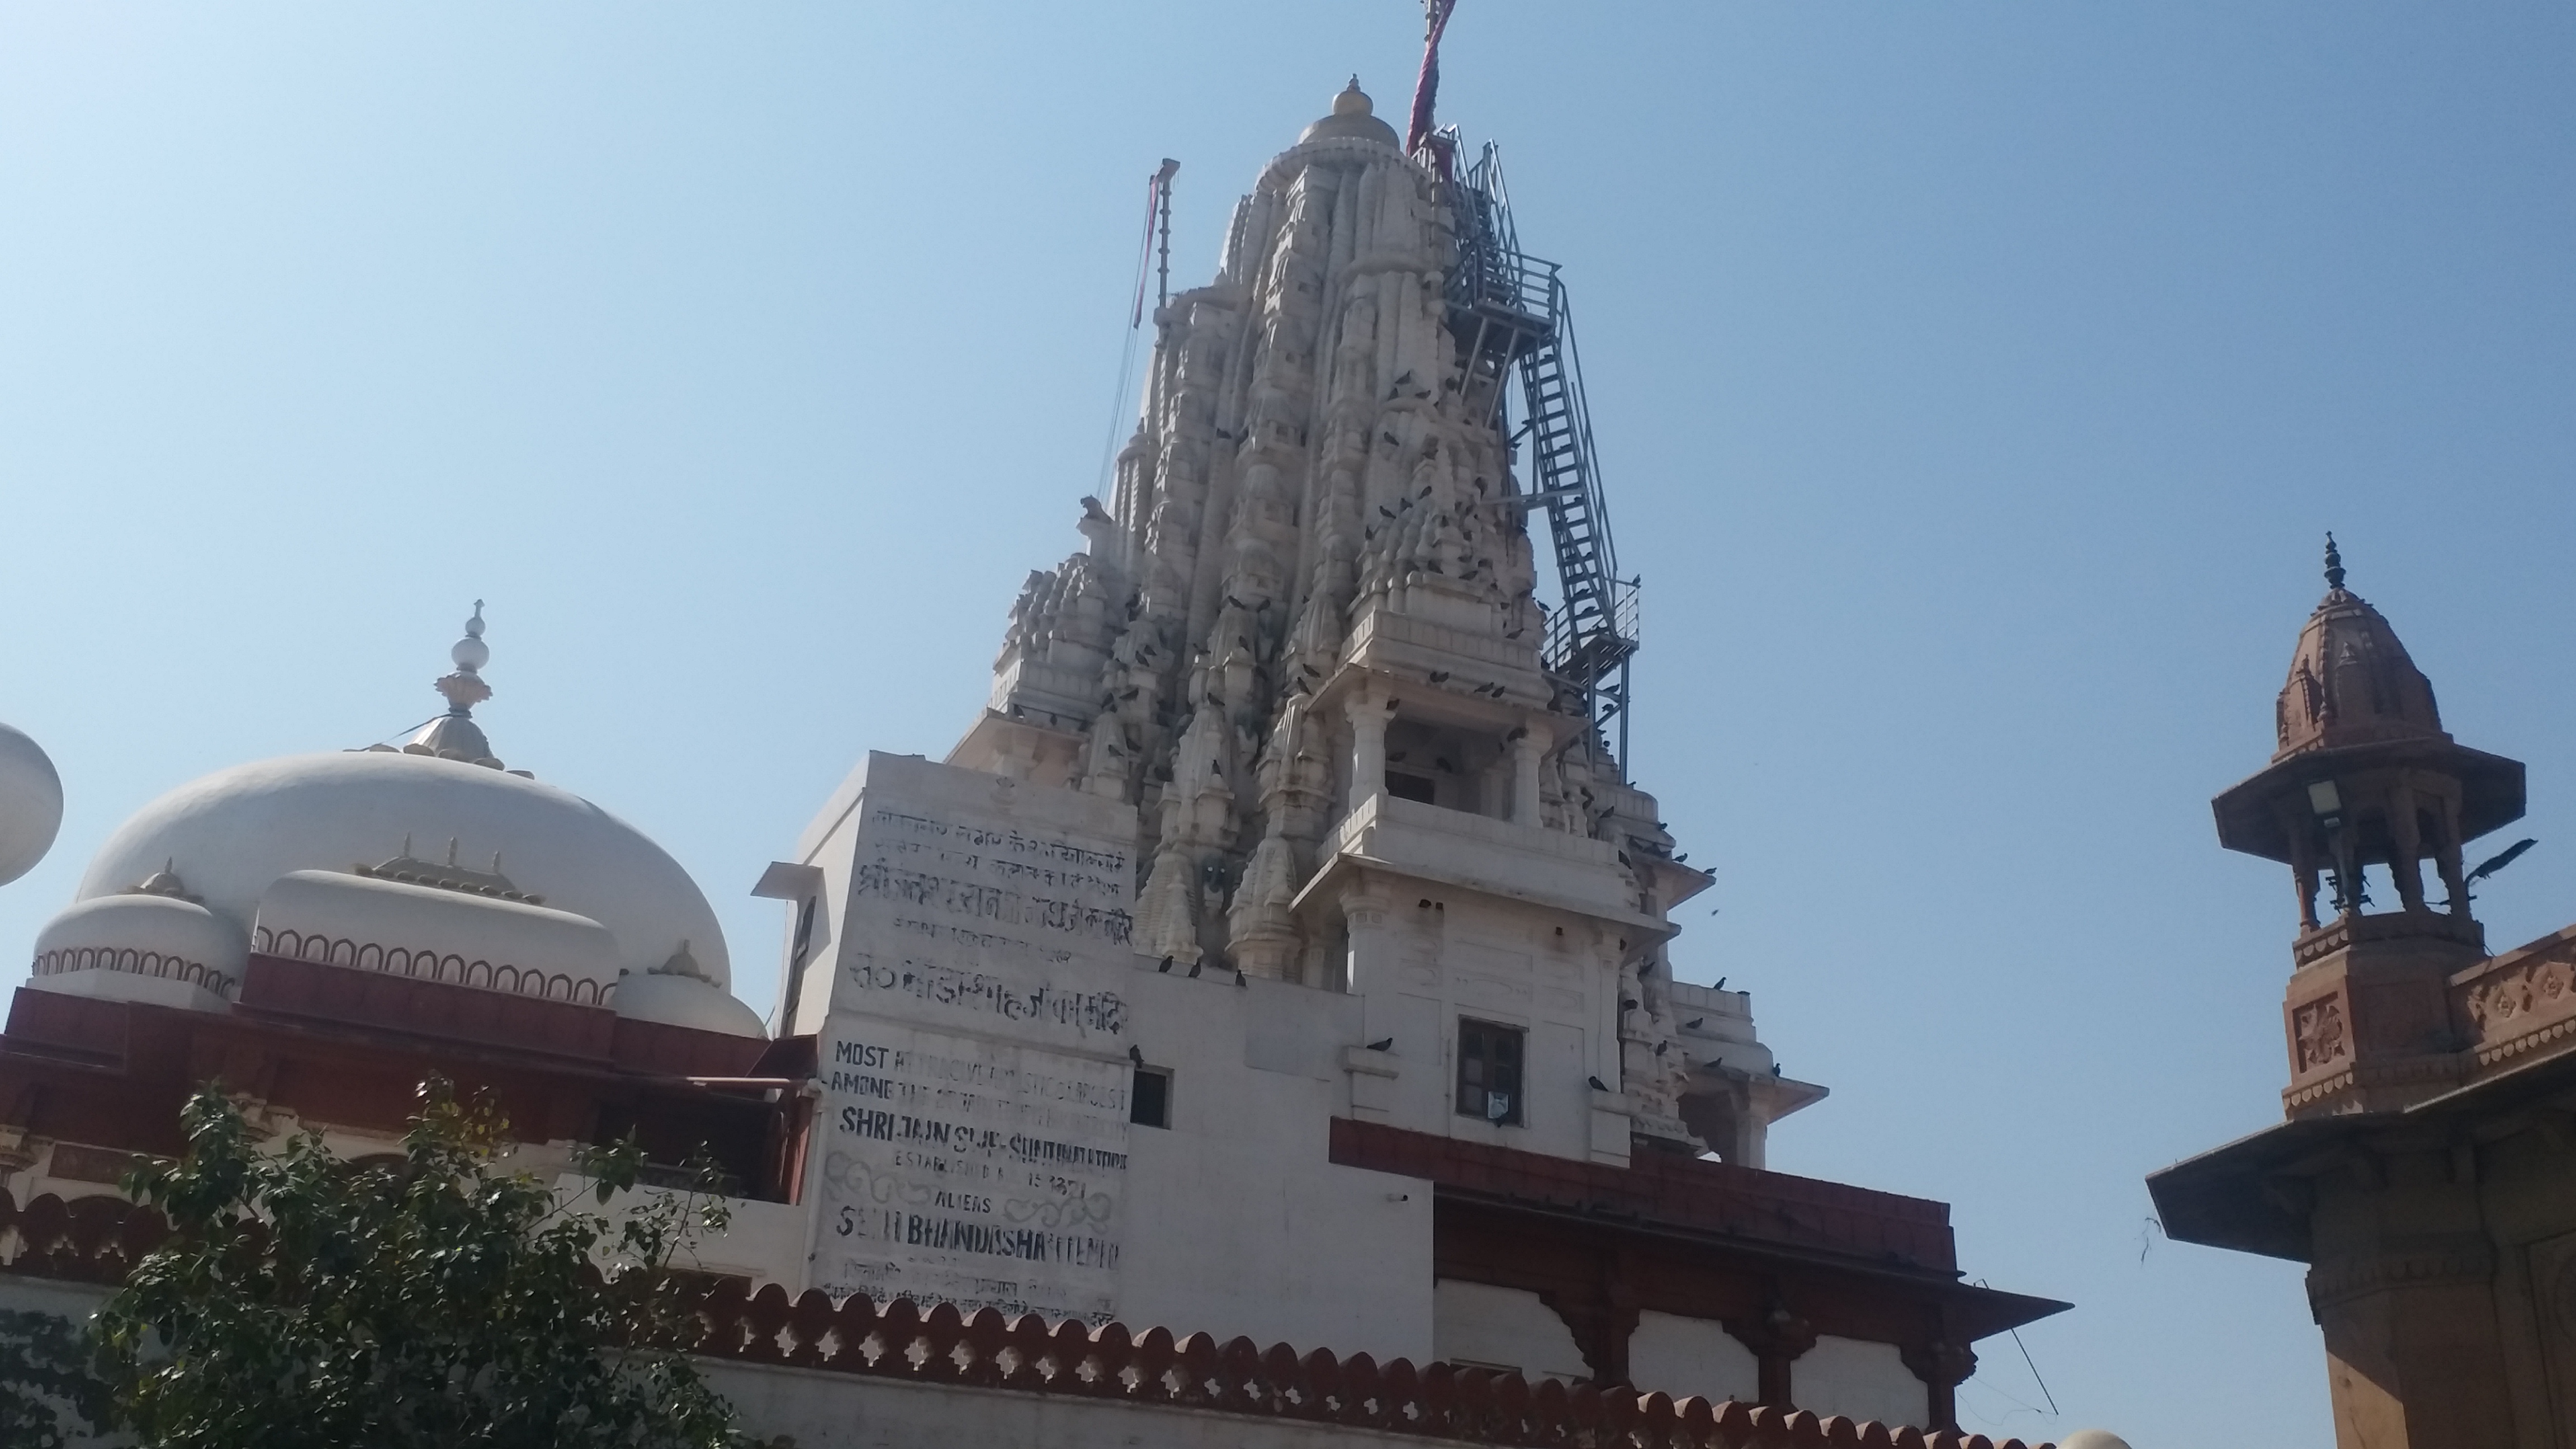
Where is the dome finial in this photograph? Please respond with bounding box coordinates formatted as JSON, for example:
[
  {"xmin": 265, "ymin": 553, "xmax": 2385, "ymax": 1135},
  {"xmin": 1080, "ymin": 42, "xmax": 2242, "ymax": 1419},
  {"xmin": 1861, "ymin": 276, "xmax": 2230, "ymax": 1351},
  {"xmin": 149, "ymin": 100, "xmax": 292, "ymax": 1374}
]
[
  {"xmin": 443, "ymin": 602, "xmax": 493, "ymax": 702},
  {"xmin": 2323, "ymin": 533, "xmax": 2346, "ymax": 593},
  {"xmin": 407, "ymin": 602, "xmax": 504, "ymax": 767}
]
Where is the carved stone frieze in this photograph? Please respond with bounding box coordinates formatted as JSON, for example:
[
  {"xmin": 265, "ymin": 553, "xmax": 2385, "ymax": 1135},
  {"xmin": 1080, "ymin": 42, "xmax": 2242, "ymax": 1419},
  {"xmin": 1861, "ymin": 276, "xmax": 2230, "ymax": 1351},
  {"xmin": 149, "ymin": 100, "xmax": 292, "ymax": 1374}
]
[
  {"xmin": 2292, "ymin": 993, "xmax": 2350, "ymax": 1074},
  {"xmin": 2306, "ymin": 1236, "xmax": 2499, "ymax": 1313}
]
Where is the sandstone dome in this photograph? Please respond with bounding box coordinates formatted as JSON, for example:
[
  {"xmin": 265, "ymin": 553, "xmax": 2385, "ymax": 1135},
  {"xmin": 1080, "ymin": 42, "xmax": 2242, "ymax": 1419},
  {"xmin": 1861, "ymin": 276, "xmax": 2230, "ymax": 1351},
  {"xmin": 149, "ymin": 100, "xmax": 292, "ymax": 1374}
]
[
  {"xmin": 0, "ymin": 721, "xmax": 64, "ymax": 887},
  {"xmin": 75, "ymin": 749, "xmax": 735, "ymax": 990}
]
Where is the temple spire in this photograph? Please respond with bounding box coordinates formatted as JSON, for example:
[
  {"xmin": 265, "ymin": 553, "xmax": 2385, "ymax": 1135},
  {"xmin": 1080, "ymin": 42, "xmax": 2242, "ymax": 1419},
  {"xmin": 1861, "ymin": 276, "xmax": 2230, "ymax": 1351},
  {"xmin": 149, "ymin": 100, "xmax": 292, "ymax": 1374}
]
[{"xmin": 2323, "ymin": 533, "xmax": 2346, "ymax": 594}]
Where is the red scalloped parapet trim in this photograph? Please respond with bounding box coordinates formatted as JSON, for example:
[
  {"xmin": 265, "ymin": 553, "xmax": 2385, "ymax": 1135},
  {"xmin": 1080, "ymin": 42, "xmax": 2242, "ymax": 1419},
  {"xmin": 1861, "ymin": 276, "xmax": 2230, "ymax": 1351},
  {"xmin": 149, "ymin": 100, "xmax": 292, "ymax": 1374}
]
[
  {"xmin": 684, "ymin": 1281, "xmax": 2054, "ymax": 1448},
  {"xmin": 0, "ymin": 1190, "xmax": 2048, "ymax": 1449}
]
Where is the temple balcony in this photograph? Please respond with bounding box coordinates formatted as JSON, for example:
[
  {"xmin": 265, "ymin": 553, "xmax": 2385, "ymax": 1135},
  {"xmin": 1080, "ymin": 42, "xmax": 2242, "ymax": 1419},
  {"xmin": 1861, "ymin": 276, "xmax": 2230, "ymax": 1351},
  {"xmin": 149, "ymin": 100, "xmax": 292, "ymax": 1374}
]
[
  {"xmin": 1667, "ymin": 978, "xmax": 1828, "ymax": 1171},
  {"xmin": 1292, "ymin": 790, "xmax": 1655, "ymax": 932}
]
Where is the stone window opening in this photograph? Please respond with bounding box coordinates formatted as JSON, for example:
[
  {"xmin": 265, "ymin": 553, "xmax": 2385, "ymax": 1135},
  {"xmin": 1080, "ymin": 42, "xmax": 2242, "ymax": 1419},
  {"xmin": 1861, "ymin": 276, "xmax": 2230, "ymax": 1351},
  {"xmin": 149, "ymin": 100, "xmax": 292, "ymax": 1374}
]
[
  {"xmin": 1130, "ymin": 1064, "xmax": 1173, "ymax": 1129},
  {"xmin": 1385, "ymin": 769, "xmax": 1438, "ymax": 804},
  {"xmin": 1456, "ymin": 1018, "xmax": 1524, "ymax": 1126},
  {"xmin": 1384, "ymin": 718, "xmax": 1505, "ymax": 817}
]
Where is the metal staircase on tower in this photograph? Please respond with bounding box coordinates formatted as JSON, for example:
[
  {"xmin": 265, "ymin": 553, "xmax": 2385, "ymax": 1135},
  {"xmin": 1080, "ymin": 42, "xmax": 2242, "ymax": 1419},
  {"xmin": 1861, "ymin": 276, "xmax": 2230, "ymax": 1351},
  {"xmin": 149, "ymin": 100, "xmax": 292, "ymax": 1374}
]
[{"xmin": 1429, "ymin": 135, "xmax": 1643, "ymax": 774}]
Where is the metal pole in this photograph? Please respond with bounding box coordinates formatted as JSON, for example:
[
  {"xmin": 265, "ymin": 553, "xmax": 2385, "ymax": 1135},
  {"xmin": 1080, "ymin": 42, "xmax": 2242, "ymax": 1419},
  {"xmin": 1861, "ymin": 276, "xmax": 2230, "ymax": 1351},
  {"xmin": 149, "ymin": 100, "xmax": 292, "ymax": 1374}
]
[{"xmin": 1154, "ymin": 158, "xmax": 1178, "ymax": 313}]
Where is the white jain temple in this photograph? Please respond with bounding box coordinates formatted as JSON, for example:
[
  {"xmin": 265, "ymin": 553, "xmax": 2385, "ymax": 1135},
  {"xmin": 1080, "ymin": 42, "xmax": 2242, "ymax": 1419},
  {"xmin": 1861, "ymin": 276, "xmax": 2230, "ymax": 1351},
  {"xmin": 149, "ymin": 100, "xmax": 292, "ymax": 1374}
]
[{"xmin": 0, "ymin": 79, "xmax": 2077, "ymax": 1449}]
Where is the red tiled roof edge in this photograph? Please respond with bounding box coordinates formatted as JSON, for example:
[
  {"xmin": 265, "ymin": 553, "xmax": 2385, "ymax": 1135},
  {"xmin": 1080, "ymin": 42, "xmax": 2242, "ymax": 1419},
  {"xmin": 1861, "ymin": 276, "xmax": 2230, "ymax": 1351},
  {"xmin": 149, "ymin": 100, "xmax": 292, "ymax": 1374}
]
[{"xmin": 0, "ymin": 1187, "xmax": 2047, "ymax": 1449}]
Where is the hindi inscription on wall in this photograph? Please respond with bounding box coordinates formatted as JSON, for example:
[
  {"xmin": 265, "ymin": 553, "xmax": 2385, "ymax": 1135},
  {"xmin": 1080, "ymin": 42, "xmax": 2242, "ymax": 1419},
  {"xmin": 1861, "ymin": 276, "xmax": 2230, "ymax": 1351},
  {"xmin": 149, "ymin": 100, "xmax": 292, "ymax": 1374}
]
[{"xmin": 807, "ymin": 761, "xmax": 1140, "ymax": 1320}]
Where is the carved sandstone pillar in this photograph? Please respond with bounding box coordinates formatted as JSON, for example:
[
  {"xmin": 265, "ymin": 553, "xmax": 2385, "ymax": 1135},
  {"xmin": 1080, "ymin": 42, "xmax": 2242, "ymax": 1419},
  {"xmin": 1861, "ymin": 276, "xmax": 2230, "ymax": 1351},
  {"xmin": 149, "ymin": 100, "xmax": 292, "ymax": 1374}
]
[
  {"xmin": 2387, "ymin": 779, "xmax": 2426, "ymax": 912},
  {"xmin": 2285, "ymin": 804, "xmax": 2323, "ymax": 932},
  {"xmin": 2435, "ymin": 793, "xmax": 2471, "ymax": 917},
  {"xmin": 2305, "ymin": 1150, "xmax": 2517, "ymax": 1449}
]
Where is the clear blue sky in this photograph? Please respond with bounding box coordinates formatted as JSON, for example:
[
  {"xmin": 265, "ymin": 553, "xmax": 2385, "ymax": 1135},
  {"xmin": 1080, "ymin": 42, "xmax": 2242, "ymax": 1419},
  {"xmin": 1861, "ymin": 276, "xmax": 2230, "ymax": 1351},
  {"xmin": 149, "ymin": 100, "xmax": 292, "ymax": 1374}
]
[{"xmin": 6, "ymin": 4, "xmax": 2573, "ymax": 1443}]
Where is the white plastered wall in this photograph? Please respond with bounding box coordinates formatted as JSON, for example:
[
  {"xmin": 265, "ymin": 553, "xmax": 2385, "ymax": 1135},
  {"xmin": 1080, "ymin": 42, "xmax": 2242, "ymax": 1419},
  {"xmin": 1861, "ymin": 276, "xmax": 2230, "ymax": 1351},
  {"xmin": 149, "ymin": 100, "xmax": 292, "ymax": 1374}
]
[
  {"xmin": 1346, "ymin": 882, "xmax": 1625, "ymax": 1168},
  {"xmin": 1626, "ymin": 1310, "xmax": 1757, "ymax": 1405},
  {"xmin": 1117, "ymin": 969, "xmax": 1432, "ymax": 1362},
  {"xmin": 1431, "ymin": 1280, "xmax": 1589, "ymax": 1382},
  {"xmin": 709, "ymin": 1358, "xmax": 1494, "ymax": 1449},
  {"xmin": 1796, "ymin": 1334, "xmax": 1926, "ymax": 1428},
  {"xmin": 778, "ymin": 754, "xmax": 1437, "ymax": 1362}
]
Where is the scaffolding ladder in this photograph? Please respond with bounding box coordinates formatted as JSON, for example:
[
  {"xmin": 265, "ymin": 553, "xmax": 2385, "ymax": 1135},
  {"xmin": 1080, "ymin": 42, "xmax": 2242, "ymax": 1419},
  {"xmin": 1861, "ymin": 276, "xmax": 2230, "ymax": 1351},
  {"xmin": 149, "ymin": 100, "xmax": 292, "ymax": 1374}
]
[{"xmin": 1435, "ymin": 138, "xmax": 1642, "ymax": 773}]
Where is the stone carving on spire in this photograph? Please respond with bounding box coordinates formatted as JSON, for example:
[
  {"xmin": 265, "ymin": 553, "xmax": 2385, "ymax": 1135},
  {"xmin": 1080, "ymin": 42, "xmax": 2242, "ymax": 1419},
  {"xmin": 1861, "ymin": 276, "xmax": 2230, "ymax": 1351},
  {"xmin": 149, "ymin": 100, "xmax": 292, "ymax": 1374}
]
[{"xmin": 960, "ymin": 81, "xmax": 1607, "ymax": 978}]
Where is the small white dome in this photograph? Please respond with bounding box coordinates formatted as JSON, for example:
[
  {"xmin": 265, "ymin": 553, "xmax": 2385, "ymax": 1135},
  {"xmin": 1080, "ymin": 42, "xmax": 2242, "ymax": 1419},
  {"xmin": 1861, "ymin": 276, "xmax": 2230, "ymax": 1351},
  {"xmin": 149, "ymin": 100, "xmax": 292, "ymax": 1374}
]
[
  {"xmin": 254, "ymin": 870, "xmax": 622, "ymax": 1003},
  {"xmin": 32, "ymin": 891, "xmax": 247, "ymax": 1010},
  {"xmin": 78, "ymin": 751, "xmax": 732, "ymax": 988},
  {"xmin": 2058, "ymin": 1432, "xmax": 2134, "ymax": 1449},
  {"xmin": 614, "ymin": 970, "xmax": 769, "ymax": 1039},
  {"xmin": 0, "ymin": 722, "xmax": 64, "ymax": 887}
]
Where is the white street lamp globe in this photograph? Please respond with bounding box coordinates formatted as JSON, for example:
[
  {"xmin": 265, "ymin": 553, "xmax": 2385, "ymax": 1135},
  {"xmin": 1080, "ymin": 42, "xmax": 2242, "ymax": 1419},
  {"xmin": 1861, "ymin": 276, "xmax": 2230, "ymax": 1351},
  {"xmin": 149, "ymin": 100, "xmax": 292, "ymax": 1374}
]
[{"xmin": 0, "ymin": 722, "xmax": 63, "ymax": 887}]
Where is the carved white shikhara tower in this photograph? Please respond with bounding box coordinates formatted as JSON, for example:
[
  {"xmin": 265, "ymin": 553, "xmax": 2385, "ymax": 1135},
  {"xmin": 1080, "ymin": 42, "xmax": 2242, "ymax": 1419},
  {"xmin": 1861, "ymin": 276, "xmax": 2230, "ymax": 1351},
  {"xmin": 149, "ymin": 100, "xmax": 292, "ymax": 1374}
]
[
  {"xmin": 754, "ymin": 85, "xmax": 2049, "ymax": 1393},
  {"xmin": 948, "ymin": 82, "xmax": 1801, "ymax": 1160}
]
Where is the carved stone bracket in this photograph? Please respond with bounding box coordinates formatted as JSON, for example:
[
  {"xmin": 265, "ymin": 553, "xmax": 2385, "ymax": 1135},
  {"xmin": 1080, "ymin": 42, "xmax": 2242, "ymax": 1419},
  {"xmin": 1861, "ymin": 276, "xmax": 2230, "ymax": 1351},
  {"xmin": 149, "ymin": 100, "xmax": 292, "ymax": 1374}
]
[
  {"xmin": 1722, "ymin": 1301, "xmax": 1816, "ymax": 1408},
  {"xmin": 1901, "ymin": 1337, "xmax": 1978, "ymax": 1432}
]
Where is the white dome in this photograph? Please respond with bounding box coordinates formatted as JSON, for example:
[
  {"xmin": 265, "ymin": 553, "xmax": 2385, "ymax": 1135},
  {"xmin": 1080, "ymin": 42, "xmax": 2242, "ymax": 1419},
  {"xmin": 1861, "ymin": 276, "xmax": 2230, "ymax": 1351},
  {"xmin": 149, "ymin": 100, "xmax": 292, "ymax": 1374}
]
[
  {"xmin": 2058, "ymin": 1433, "xmax": 2134, "ymax": 1449},
  {"xmin": 32, "ymin": 892, "xmax": 246, "ymax": 1010},
  {"xmin": 78, "ymin": 751, "xmax": 733, "ymax": 988},
  {"xmin": 0, "ymin": 722, "xmax": 64, "ymax": 887},
  {"xmin": 614, "ymin": 970, "xmax": 768, "ymax": 1038}
]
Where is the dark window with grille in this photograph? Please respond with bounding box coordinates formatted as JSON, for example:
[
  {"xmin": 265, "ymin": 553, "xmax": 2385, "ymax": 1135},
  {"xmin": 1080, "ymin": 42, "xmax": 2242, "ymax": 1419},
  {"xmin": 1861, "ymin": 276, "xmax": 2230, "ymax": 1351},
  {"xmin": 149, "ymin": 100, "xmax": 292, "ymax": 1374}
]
[
  {"xmin": 1455, "ymin": 1019, "xmax": 1524, "ymax": 1125},
  {"xmin": 1130, "ymin": 1065, "xmax": 1172, "ymax": 1129}
]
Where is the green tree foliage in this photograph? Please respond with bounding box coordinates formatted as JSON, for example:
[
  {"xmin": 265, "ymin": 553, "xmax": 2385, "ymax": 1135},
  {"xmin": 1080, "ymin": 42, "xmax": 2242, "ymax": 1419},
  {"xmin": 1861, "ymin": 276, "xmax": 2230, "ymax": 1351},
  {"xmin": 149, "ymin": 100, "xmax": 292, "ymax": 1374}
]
[
  {"xmin": 93, "ymin": 1079, "xmax": 744, "ymax": 1448},
  {"xmin": 0, "ymin": 1307, "xmax": 108, "ymax": 1449}
]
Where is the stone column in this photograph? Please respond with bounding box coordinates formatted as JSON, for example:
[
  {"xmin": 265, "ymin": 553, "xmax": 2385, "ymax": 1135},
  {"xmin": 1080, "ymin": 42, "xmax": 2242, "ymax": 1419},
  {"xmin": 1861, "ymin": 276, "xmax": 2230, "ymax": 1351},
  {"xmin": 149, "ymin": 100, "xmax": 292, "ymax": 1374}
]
[
  {"xmin": 1340, "ymin": 885, "xmax": 1391, "ymax": 999},
  {"xmin": 2306, "ymin": 1152, "xmax": 2518, "ymax": 1448},
  {"xmin": 1344, "ymin": 692, "xmax": 1388, "ymax": 815},
  {"xmin": 2284, "ymin": 801, "xmax": 2322, "ymax": 932},
  {"xmin": 2434, "ymin": 793, "xmax": 2471, "ymax": 916},
  {"xmin": 1511, "ymin": 723, "xmax": 1550, "ymax": 827},
  {"xmin": 2388, "ymin": 779, "xmax": 2426, "ymax": 912}
]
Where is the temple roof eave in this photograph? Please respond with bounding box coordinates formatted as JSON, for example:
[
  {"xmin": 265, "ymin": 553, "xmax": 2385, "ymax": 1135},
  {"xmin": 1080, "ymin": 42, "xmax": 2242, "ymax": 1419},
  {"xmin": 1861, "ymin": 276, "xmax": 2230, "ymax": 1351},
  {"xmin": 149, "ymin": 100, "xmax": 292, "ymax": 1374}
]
[
  {"xmin": 1288, "ymin": 839, "xmax": 1669, "ymax": 941},
  {"xmin": 2210, "ymin": 737, "xmax": 2528, "ymax": 863}
]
